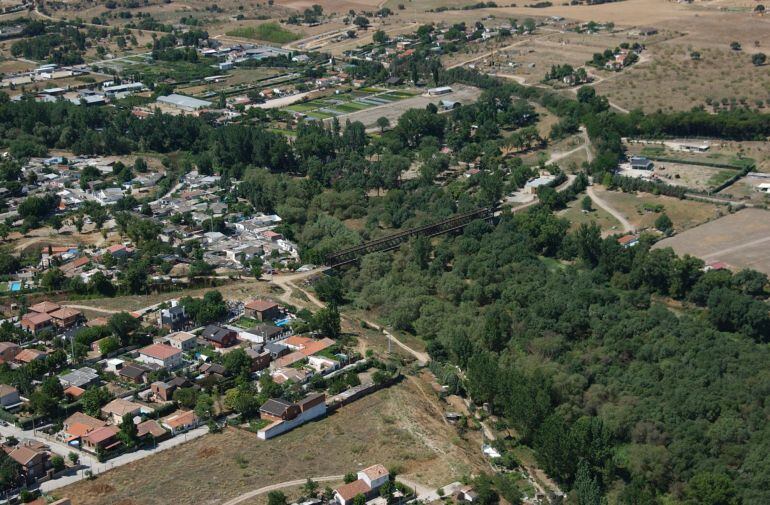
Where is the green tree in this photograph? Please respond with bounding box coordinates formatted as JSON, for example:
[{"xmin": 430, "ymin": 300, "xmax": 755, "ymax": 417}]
[
  {"xmin": 684, "ymin": 472, "xmax": 738, "ymax": 505},
  {"xmin": 654, "ymin": 213, "xmax": 673, "ymax": 234},
  {"xmin": 267, "ymin": 491, "xmax": 288, "ymax": 505}
]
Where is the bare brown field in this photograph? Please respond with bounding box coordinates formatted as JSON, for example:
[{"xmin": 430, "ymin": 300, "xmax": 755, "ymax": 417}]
[
  {"xmin": 60, "ymin": 377, "xmax": 486, "ymax": 505},
  {"xmin": 595, "ymin": 12, "xmax": 770, "ymax": 112},
  {"xmin": 385, "ymin": 0, "xmax": 723, "ymax": 25},
  {"xmin": 654, "ymin": 208, "xmax": 770, "ymax": 274},
  {"xmin": 593, "ymin": 187, "xmax": 723, "ymax": 232},
  {"xmin": 274, "ymin": 0, "xmax": 386, "ymax": 14}
]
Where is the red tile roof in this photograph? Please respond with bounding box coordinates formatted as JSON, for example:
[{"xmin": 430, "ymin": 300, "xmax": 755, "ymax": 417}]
[
  {"xmin": 28, "ymin": 301, "xmax": 61, "ymax": 314},
  {"xmin": 335, "ymin": 479, "xmax": 371, "ymax": 501},
  {"xmin": 139, "ymin": 343, "xmax": 182, "ymax": 360},
  {"xmin": 85, "ymin": 425, "xmax": 120, "ymax": 444},
  {"xmin": 244, "ymin": 299, "xmax": 279, "ymax": 312}
]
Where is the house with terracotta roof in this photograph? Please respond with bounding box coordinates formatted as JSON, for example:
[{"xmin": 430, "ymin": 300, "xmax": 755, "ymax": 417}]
[
  {"xmin": 82, "ymin": 425, "xmax": 121, "ymax": 453},
  {"xmin": 21, "ymin": 312, "xmax": 54, "ymax": 334},
  {"xmin": 104, "ymin": 244, "xmax": 133, "ymax": 259},
  {"xmin": 63, "ymin": 385, "xmax": 85, "ymax": 401},
  {"xmin": 617, "ymin": 234, "xmax": 639, "ymax": 248},
  {"xmin": 161, "ymin": 410, "xmax": 198, "ymax": 435},
  {"xmin": 28, "ymin": 301, "xmax": 61, "ymax": 314},
  {"xmin": 49, "ymin": 307, "xmax": 83, "ymax": 328},
  {"xmin": 334, "ymin": 464, "xmax": 390, "ymax": 505},
  {"xmin": 244, "ymin": 299, "xmax": 281, "ymax": 321},
  {"xmin": 137, "ymin": 419, "xmax": 167, "ymax": 441},
  {"xmin": 15, "ymin": 348, "xmax": 48, "ymax": 364},
  {"xmin": 4, "ymin": 441, "xmax": 51, "ymax": 481},
  {"xmin": 100, "ymin": 398, "xmax": 142, "ymax": 424},
  {"xmin": 137, "ymin": 343, "xmax": 183, "ymax": 369},
  {"xmin": 62, "ymin": 412, "xmax": 107, "ymax": 446}
]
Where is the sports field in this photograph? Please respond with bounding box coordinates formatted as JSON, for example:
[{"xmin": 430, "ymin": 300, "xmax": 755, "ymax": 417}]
[{"xmin": 284, "ymin": 88, "xmax": 417, "ymax": 120}]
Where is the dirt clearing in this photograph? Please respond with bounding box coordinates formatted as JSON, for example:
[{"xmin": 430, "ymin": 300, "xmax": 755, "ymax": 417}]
[
  {"xmin": 654, "ymin": 208, "xmax": 770, "ymax": 274},
  {"xmin": 61, "ymin": 378, "xmax": 486, "ymax": 505}
]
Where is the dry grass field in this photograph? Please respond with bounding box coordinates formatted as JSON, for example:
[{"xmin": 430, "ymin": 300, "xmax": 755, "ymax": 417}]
[
  {"xmin": 592, "ymin": 187, "xmax": 723, "ymax": 232},
  {"xmin": 557, "ymin": 193, "xmax": 623, "ymax": 236},
  {"xmin": 654, "ymin": 208, "xmax": 770, "ymax": 274},
  {"xmin": 60, "ymin": 377, "xmax": 486, "ymax": 505}
]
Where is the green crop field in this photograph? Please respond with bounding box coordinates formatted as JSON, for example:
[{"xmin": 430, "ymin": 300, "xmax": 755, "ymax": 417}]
[{"xmin": 226, "ymin": 23, "xmax": 301, "ymax": 44}]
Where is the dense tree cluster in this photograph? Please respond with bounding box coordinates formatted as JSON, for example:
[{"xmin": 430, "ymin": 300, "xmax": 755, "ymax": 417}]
[{"xmin": 338, "ymin": 206, "xmax": 770, "ymax": 502}]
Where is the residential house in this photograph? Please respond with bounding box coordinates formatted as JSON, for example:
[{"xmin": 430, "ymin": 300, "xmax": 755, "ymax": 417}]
[
  {"xmin": 454, "ymin": 486, "xmax": 479, "ymax": 503},
  {"xmin": 161, "ymin": 410, "xmax": 199, "ymax": 435},
  {"xmin": 334, "ymin": 464, "xmax": 390, "ymax": 505},
  {"xmin": 244, "ymin": 299, "xmax": 281, "ymax": 321},
  {"xmin": 158, "ymin": 305, "xmax": 188, "ymax": 331},
  {"xmin": 137, "ymin": 343, "xmax": 183, "ymax": 369},
  {"xmin": 118, "ymin": 363, "xmax": 150, "ymax": 384},
  {"xmin": 5, "ymin": 441, "xmax": 50, "ymax": 481},
  {"xmin": 259, "ymin": 398, "xmax": 299, "ymax": 422},
  {"xmin": 21, "ymin": 312, "xmax": 54, "ymax": 334},
  {"xmin": 62, "ymin": 412, "xmax": 107, "ymax": 445},
  {"xmin": 271, "ymin": 351, "xmax": 306, "ymax": 369},
  {"xmin": 0, "ymin": 342, "xmax": 20, "ymax": 363},
  {"xmin": 137, "ymin": 419, "xmax": 167, "ymax": 441},
  {"xmin": 249, "ymin": 324, "xmax": 291, "ymax": 343},
  {"xmin": 617, "ymin": 235, "xmax": 639, "ymax": 248},
  {"xmin": 151, "ymin": 377, "xmax": 193, "ymax": 402},
  {"xmin": 165, "ymin": 331, "xmax": 197, "ymax": 351},
  {"xmin": 265, "ymin": 342, "xmax": 290, "ymax": 360},
  {"xmin": 105, "ymin": 243, "xmax": 133, "ymax": 259},
  {"xmin": 63, "ymin": 385, "xmax": 85, "ymax": 401},
  {"xmin": 629, "ymin": 156, "xmax": 654, "ymax": 170},
  {"xmin": 49, "ymin": 307, "xmax": 83, "ymax": 328},
  {"xmin": 100, "ymin": 398, "xmax": 142, "ymax": 424},
  {"xmin": 28, "ymin": 301, "xmax": 61, "ymax": 314},
  {"xmin": 59, "ymin": 367, "xmax": 99, "ymax": 388},
  {"xmin": 201, "ymin": 325, "xmax": 238, "ymax": 348},
  {"xmin": 82, "ymin": 425, "xmax": 121, "ymax": 453},
  {"xmin": 245, "ymin": 347, "xmax": 271, "ymax": 372},
  {"xmin": 257, "ymin": 393, "xmax": 326, "ymax": 440},
  {"xmin": 15, "ymin": 348, "xmax": 47, "ymax": 364},
  {"xmin": 0, "ymin": 384, "xmax": 20, "ymax": 408},
  {"xmin": 272, "ymin": 367, "xmax": 310, "ymax": 385}
]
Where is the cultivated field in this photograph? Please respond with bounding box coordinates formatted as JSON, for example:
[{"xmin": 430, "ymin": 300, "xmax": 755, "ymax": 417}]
[
  {"xmin": 654, "ymin": 208, "xmax": 770, "ymax": 274},
  {"xmin": 592, "ymin": 187, "xmax": 723, "ymax": 232},
  {"xmin": 60, "ymin": 378, "xmax": 487, "ymax": 505}
]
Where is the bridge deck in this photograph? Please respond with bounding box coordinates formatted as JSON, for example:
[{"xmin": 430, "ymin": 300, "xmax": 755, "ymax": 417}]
[{"xmin": 325, "ymin": 207, "xmax": 493, "ymax": 267}]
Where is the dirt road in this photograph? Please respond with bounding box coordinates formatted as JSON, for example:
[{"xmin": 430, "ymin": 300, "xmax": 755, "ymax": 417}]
[
  {"xmin": 221, "ymin": 475, "xmax": 344, "ymax": 505},
  {"xmin": 586, "ymin": 185, "xmax": 634, "ymax": 233}
]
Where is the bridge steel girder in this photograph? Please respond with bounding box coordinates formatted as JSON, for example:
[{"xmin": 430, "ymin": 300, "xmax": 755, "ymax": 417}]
[{"xmin": 325, "ymin": 207, "xmax": 493, "ymax": 268}]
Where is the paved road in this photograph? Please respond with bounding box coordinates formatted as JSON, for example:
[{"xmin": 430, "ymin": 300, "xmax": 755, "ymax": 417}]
[
  {"xmin": 586, "ymin": 185, "xmax": 634, "ymax": 233},
  {"xmin": 0, "ymin": 423, "xmax": 210, "ymax": 493}
]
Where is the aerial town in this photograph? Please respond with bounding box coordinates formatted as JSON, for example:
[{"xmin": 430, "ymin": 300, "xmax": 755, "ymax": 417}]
[{"xmin": 0, "ymin": 0, "xmax": 768, "ymax": 504}]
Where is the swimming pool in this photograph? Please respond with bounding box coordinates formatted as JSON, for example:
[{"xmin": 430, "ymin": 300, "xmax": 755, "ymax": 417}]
[{"xmin": 8, "ymin": 281, "xmax": 21, "ymax": 292}]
